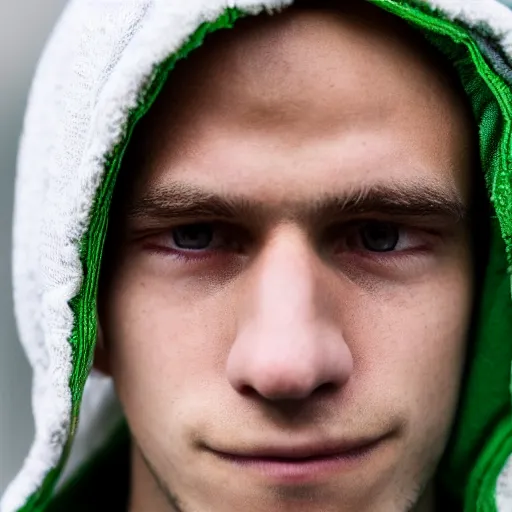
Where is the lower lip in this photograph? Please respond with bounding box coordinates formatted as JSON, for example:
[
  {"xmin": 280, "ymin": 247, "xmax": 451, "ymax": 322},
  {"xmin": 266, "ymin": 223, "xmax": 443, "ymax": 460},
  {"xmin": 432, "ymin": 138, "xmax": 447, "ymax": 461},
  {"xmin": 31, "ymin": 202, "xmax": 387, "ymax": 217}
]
[{"xmin": 213, "ymin": 441, "xmax": 382, "ymax": 484}]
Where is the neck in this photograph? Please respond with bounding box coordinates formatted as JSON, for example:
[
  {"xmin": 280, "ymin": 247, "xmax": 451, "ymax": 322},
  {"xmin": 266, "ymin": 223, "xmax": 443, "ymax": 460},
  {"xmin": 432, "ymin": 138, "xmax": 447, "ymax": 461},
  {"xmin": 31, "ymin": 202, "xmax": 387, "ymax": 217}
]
[
  {"xmin": 129, "ymin": 444, "xmax": 182, "ymax": 512},
  {"xmin": 412, "ymin": 483, "xmax": 436, "ymax": 512}
]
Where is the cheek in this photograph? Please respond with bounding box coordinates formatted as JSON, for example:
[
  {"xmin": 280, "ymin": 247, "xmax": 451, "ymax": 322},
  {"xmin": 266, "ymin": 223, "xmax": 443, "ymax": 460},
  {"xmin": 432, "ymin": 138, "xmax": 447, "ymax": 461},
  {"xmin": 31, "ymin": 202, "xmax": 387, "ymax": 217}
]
[
  {"xmin": 352, "ymin": 260, "xmax": 473, "ymax": 452},
  {"xmin": 102, "ymin": 265, "xmax": 233, "ymax": 437}
]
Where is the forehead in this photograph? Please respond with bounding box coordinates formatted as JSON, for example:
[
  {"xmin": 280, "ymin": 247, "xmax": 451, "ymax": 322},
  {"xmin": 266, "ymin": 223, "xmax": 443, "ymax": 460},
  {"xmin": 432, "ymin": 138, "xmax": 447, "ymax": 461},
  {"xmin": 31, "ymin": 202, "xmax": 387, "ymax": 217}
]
[
  {"xmin": 123, "ymin": 5, "xmax": 474, "ymax": 205},
  {"xmin": 148, "ymin": 5, "xmax": 464, "ymax": 119}
]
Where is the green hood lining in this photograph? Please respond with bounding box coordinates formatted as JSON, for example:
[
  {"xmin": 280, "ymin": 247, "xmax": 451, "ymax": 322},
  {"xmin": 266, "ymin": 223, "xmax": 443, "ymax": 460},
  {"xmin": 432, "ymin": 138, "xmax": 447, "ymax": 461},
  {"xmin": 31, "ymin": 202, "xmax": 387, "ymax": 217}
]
[{"xmin": 25, "ymin": 1, "xmax": 512, "ymax": 510}]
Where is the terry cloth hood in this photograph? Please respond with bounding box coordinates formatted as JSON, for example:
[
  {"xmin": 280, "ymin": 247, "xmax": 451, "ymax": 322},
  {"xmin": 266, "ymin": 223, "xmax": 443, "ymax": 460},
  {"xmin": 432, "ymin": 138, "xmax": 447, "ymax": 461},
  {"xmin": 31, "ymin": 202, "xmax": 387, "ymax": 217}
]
[{"xmin": 2, "ymin": 0, "xmax": 512, "ymax": 510}]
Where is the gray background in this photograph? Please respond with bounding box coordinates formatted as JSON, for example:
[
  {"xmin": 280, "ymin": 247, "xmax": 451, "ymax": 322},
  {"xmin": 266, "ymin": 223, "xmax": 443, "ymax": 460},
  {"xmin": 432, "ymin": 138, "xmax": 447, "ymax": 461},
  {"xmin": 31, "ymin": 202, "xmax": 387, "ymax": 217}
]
[
  {"xmin": 2, "ymin": 0, "xmax": 512, "ymax": 500},
  {"xmin": 0, "ymin": 0, "xmax": 67, "ymax": 495}
]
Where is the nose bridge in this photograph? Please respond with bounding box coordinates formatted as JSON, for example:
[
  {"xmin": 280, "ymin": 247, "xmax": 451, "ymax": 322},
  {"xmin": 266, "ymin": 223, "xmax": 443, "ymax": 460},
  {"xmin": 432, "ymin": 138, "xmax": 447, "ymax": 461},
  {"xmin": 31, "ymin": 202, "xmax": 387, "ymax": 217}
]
[
  {"xmin": 226, "ymin": 228, "xmax": 353, "ymax": 400},
  {"xmin": 254, "ymin": 230, "xmax": 318, "ymax": 329}
]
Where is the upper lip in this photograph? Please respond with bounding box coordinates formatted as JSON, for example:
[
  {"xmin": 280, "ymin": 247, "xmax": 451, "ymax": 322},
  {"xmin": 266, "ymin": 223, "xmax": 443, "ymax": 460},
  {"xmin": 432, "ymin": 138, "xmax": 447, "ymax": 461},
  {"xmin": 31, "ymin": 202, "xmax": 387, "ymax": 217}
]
[{"xmin": 210, "ymin": 435, "xmax": 386, "ymax": 460}]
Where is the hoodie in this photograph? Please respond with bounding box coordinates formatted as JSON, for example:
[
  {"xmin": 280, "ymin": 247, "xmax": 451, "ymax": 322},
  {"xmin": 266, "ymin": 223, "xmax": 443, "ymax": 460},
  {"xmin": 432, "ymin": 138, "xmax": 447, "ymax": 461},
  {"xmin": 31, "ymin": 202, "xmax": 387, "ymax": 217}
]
[{"xmin": 1, "ymin": 0, "xmax": 512, "ymax": 510}]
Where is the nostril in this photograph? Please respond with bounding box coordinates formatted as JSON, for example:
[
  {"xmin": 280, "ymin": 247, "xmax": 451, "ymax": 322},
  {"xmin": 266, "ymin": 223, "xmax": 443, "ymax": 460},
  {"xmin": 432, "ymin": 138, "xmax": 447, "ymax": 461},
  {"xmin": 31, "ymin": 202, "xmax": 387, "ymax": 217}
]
[
  {"xmin": 238, "ymin": 373, "xmax": 333, "ymax": 402},
  {"xmin": 314, "ymin": 381, "xmax": 339, "ymax": 396},
  {"xmin": 238, "ymin": 384, "xmax": 258, "ymax": 398}
]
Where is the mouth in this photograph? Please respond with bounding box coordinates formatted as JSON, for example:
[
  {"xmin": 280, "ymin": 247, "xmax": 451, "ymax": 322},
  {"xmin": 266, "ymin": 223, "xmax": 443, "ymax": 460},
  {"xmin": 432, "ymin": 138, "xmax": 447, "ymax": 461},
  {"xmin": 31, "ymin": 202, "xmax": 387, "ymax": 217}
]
[{"xmin": 209, "ymin": 435, "xmax": 390, "ymax": 484}]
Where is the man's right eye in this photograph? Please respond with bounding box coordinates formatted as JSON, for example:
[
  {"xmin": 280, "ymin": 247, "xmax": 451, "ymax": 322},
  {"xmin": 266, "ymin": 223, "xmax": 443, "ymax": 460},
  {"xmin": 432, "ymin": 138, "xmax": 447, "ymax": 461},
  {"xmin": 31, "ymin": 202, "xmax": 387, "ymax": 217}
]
[
  {"xmin": 143, "ymin": 222, "xmax": 244, "ymax": 263},
  {"xmin": 171, "ymin": 223, "xmax": 215, "ymax": 251}
]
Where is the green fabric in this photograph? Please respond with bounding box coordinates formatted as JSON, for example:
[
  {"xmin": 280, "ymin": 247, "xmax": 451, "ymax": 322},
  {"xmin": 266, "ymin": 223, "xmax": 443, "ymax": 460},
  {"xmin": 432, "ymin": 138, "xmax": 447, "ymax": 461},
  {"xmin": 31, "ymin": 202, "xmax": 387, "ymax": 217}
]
[{"xmin": 24, "ymin": 1, "xmax": 512, "ymax": 511}]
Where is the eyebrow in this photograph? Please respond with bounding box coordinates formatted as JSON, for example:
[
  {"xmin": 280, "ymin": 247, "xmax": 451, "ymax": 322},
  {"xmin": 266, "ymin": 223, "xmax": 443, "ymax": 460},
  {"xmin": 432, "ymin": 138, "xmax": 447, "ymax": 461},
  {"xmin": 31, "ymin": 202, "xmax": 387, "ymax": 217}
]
[{"xmin": 126, "ymin": 180, "xmax": 467, "ymax": 226}]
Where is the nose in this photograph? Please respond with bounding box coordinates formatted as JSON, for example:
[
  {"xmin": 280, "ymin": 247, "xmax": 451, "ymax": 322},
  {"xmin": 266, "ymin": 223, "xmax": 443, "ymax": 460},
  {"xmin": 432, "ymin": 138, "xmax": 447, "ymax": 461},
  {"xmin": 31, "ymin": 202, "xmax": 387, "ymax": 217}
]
[{"xmin": 226, "ymin": 230, "xmax": 353, "ymax": 401}]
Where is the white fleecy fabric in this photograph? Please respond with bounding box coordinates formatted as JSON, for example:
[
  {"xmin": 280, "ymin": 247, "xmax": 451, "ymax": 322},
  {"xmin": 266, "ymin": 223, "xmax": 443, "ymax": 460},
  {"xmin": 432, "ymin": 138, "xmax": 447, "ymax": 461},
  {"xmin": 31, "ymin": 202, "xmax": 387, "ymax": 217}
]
[
  {"xmin": 1, "ymin": 0, "xmax": 512, "ymax": 511},
  {"xmin": 497, "ymin": 453, "xmax": 512, "ymax": 511}
]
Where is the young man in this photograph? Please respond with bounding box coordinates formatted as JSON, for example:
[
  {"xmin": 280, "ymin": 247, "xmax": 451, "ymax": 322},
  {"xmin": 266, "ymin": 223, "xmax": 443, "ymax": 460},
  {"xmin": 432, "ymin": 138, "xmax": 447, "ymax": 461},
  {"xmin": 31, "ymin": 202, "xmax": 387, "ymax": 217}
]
[{"xmin": 2, "ymin": 0, "xmax": 512, "ymax": 511}]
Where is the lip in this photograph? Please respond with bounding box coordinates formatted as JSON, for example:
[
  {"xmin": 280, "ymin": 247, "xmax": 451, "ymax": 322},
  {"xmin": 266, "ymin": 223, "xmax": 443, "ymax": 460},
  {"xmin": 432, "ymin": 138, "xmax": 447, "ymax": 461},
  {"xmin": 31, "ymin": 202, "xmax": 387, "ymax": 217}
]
[{"xmin": 210, "ymin": 435, "xmax": 388, "ymax": 484}]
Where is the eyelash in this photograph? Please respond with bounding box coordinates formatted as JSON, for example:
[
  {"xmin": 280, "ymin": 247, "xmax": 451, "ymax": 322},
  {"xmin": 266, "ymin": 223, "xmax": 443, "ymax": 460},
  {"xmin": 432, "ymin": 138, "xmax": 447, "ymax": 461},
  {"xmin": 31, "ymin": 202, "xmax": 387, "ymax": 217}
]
[{"xmin": 141, "ymin": 221, "xmax": 435, "ymax": 267}]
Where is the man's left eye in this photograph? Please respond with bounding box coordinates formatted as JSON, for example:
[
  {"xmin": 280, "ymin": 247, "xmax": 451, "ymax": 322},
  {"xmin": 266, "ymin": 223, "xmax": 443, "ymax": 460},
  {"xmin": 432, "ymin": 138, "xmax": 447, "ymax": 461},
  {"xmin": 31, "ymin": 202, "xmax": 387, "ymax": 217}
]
[
  {"xmin": 338, "ymin": 220, "xmax": 428, "ymax": 256},
  {"xmin": 359, "ymin": 221, "xmax": 400, "ymax": 252}
]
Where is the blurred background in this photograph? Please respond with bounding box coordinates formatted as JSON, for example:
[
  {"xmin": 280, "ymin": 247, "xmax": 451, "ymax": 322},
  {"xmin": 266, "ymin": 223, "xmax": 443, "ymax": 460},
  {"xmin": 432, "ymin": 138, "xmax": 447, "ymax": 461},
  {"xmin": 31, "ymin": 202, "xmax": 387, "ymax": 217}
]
[
  {"xmin": 0, "ymin": 0, "xmax": 67, "ymax": 495},
  {"xmin": 1, "ymin": 0, "xmax": 512, "ymax": 500}
]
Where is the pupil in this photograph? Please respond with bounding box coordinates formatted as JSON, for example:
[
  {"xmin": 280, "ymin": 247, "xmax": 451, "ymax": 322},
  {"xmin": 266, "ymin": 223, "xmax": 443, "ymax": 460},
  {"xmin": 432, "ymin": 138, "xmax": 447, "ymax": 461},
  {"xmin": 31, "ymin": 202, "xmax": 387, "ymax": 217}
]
[
  {"xmin": 172, "ymin": 224, "xmax": 213, "ymax": 250},
  {"xmin": 361, "ymin": 222, "xmax": 399, "ymax": 252}
]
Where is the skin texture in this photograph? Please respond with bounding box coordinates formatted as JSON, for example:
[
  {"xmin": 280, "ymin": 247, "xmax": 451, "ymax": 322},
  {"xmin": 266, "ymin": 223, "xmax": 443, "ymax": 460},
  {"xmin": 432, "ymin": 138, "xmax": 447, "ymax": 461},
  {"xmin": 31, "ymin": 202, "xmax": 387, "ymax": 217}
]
[{"xmin": 97, "ymin": 3, "xmax": 476, "ymax": 511}]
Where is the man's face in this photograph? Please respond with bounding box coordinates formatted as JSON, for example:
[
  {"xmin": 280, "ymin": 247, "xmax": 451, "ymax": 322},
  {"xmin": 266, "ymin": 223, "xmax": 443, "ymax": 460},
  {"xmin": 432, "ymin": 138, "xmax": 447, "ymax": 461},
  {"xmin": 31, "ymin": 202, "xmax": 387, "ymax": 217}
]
[{"xmin": 99, "ymin": 4, "xmax": 475, "ymax": 512}]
